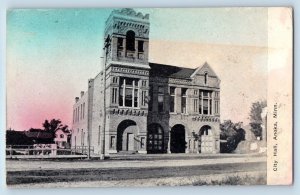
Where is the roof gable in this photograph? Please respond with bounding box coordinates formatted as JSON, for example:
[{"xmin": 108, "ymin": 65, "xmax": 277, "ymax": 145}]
[{"xmin": 191, "ymin": 62, "xmax": 219, "ymax": 79}]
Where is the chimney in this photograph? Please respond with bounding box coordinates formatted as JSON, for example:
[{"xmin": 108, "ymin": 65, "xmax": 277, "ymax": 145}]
[
  {"xmin": 81, "ymin": 91, "xmax": 84, "ymax": 97},
  {"xmin": 75, "ymin": 97, "xmax": 79, "ymax": 103}
]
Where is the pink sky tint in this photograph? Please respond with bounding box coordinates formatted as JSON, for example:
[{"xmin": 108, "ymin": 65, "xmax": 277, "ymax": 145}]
[
  {"xmin": 7, "ymin": 39, "xmax": 268, "ymax": 130},
  {"xmin": 6, "ymin": 8, "xmax": 268, "ymax": 131}
]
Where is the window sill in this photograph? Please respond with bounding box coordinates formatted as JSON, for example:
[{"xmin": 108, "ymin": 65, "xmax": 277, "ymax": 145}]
[
  {"xmin": 118, "ymin": 106, "xmax": 141, "ymax": 109},
  {"xmin": 169, "ymin": 112, "xmax": 189, "ymax": 115}
]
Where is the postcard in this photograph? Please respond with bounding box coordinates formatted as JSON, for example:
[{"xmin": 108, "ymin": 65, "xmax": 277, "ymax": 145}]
[{"xmin": 5, "ymin": 7, "xmax": 293, "ymax": 187}]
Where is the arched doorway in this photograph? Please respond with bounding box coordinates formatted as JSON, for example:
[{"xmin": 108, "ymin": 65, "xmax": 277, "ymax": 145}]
[
  {"xmin": 147, "ymin": 123, "xmax": 164, "ymax": 154},
  {"xmin": 199, "ymin": 125, "xmax": 214, "ymax": 153},
  {"xmin": 170, "ymin": 124, "xmax": 186, "ymax": 153},
  {"xmin": 117, "ymin": 120, "xmax": 138, "ymax": 152}
]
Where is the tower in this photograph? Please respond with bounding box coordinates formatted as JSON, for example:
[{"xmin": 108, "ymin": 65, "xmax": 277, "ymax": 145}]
[
  {"xmin": 102, "ymin": 9, "xmax": 150, "ymax": 154},
  {"xmin": 104, "ymin": 8, "xmax": 150, "ymax": 68}
]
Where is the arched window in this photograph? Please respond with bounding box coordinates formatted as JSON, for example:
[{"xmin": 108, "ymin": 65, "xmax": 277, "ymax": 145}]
[
  {"xmin": 126, "ymin": 30, "xmax": 135, "ymax": 51},
  {"xmin": 204, "ymin": 73, "xmax": 208, "ymax": 84}
]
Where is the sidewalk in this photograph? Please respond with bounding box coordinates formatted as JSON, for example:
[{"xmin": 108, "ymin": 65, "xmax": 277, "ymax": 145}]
[{"xmin": 6, "ymin": 154, "xmax": 266, "ymax": 172}]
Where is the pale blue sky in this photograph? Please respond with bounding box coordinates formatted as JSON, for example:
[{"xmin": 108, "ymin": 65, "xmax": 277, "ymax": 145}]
[{"xmin": 7, "ymin": 8, "xmax": 268, "ymax": 130}]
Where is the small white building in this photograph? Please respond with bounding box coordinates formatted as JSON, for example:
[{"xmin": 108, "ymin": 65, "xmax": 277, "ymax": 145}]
[{"xmin": 54, "ymin": 129, "xmax": 70, "ymax": 148}]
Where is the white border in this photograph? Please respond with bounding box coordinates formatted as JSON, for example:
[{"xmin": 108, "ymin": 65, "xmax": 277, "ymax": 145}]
[{"xmin": 0, "ymin": 0, "xmax": 299, "ymax": 194}]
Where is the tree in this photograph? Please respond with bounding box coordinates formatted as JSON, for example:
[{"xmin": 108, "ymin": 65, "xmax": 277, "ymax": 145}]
[
  {"xmin": 220, "ymin": 120, "xmax": 245, "ymax": 153},
  {"xmin": 6, "ymin": 130, "xmax": 33, "ymax": 145},
  {"xmin": 42, "ymin": 119, "xmax": 68, "ymax": 137},
  {"xmin": 249, "ymin": 100, "xmax": 267, "ymax": 139}
]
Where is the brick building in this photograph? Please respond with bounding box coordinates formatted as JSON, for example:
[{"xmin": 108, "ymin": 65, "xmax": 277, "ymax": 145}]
[{"xmin": 71, "ymin": 8, "xmax": 221, "ymax": 156}]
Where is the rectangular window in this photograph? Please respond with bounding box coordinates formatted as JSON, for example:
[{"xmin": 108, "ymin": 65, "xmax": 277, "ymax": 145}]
[
  {"xmin": 119, "ymin": 87, "xmax": 123, "ymax": 106},
  {"xmin": 138, "ymin": 41, "xmax": 144, "ymax": 52},
  {"xmin": 199, "ymin": 93, "xmax": 202, "ymax": 114},
  {"xmin": 194, "ymin": 90, "xmax": 198, "ymax": 95},
  {"xmin": 112, "ymin": 77, "xmax": 118, "ymax": 84},
  {"xmin": 141, "ymin": 137, "xmax": 145, "ymax": 149},
  {"xmin": 110, "ymin": 136, "xmax": 116, "ymax": 149},
  {"xmin": 149, "ymin": 86, "xmax": 153, "ymax": 111},
  {"xmin": 134, "ymin": 89, "xmax": 138, "ymax": 107},
  {"xmin": 112, "ymin": 88, "xmax": 115, "ymax": 103},
  {"xmin": 181, "ymin": 88, "xmax": 188, "ymax": 113},
  {"xmin": 215, "ymin": 91, "xmax": 219, "ymax": 98},
  {"xmin": 215, "ymin": 100, "xmax": 219, "ymax": 114},
  {"xmin": 170, "ymin": 87, "xmax": 175, "ymax": 113},
  {"xmin": 209, "ymin": 99, "xmax": 212, "ymax": 115},
  {"xmin": 125, "ymin": 88, "xmax": 133, "ymax": 107},
  {"xmin": 158, "ymin": 86, "xmax": 164, "ymax": 112},
  {"xmin": 193, "ymin": 99, "xmax": 198, "ymax": 113},
  {"xmin": 199, "ymin": 90, "xmax": 213, "ymax": 115},
  {"xmin": 119, "ymin": 77, "xmax": 139, "ymax": 108},
  {"xmin": 112, "ymin": 88, "xmax": 117, "ymax": 104},
  {"xmin": 117, "ymin": 37, "xmax": 123, "ymax": 49},
  {"xmin": 126, "ymin": 78, "xmax": 134, "ymax": 86},
  {"xmin": 203, "ymin": 99, "xmax": 208, "ymax": 115},
  {"xmin": 141, "ymin": 91, "xmax": 147, "ymax": 106},
  {"xmin": 115, "ymin": 88, "xmax": 118, "ymax": 103}
]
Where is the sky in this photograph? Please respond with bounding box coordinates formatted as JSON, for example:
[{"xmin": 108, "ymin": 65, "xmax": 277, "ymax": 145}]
[{"xmin": 6, "ymin": 8, "xmax": 268, "ymax": 130}]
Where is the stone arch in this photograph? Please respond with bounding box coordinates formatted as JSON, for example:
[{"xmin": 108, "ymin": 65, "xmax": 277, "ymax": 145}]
[
  {"xmin": 117, "ymin": 119, "xmax": 139, "ymax": 152},
  {"xmin": 198, "ymin": 125, "xmax": 214, "ymax": 153},
  {"xmin": 170, "ymin": 124, "xmax": 186, "ymax": 153},
  {"xmin": 147, "ymin": 123, "xmax": 164, "ymax": 154}
]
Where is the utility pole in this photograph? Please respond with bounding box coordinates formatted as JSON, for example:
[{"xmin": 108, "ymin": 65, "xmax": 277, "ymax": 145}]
[{"xmin": 101, "ymin": 35, "xmax": 111, "ymax": 160}]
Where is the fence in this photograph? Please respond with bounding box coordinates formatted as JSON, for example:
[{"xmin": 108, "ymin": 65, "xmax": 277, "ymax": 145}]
[{"xmin": 6, "ymin": 145, "xmax": 94, "ymax": 159}]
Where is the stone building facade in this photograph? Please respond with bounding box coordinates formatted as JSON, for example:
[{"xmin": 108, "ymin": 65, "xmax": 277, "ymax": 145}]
[{"xmin": 71, "ymin": 8, "xmax": 221, "ymax": 156}]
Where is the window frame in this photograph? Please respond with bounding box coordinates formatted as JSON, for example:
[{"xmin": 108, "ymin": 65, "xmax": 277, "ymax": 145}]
[
  {"xmin": 169, "ymin": 87, "xmax": 176, "ymax": 113},
  {"xmin": 119, "ymin": 77, "xmax": 140, "ymax": 108},
  {"xmin": 158, "ymin": 86, "xmax": 164, "ymax": 113},
  {"xmin": 181, "ymin": 88, "xmax": 188, "ymax": 114}
]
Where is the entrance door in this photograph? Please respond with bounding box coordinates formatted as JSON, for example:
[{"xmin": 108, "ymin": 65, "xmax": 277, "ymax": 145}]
[
  {"xmin": 170, "ymin": 124, "xmax": 186, "ymax": 153},
  {"xmin": 199, "ymin": 125, "xmax": 214, "ymax": 153},
  {"xmin": 127, "ymin": 133, "xmax": 134, "ymax": 151},
  {"xmin": 147, "ymin": 124, "xmax": 164, "ymax": 154},
  {"xmin": 200, "ymin": 134, "xmax": 214, "ymax": 153}
]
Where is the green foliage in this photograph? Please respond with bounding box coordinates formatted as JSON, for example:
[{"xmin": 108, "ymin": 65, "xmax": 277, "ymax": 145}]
[
  {"xmin": 220, "ymin": 120, "xmax": 245, "ymax": 153},
  {"xmin": 249, "ymin": 100, "xmax": 267, "ymax": 138},
  {"xmin": 43, "ymin": 119, "xmax": 68, "ymax": 136}
]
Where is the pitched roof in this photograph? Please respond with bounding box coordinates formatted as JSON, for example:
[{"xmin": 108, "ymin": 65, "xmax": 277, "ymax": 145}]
[
  {"xmin": 149, "ymin": 63, "xmax": 195, "ymax": 79},
  {"xmin": 24, "ymin": 131, "xmax": 53, "ymax": 139},
  {"xmin": 149, "ymin": 62, "xmax": 220, "ymax": 81},
  {"xmin": 190, "ymin": 62, "xmax": 219, "ymax": 78}
]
